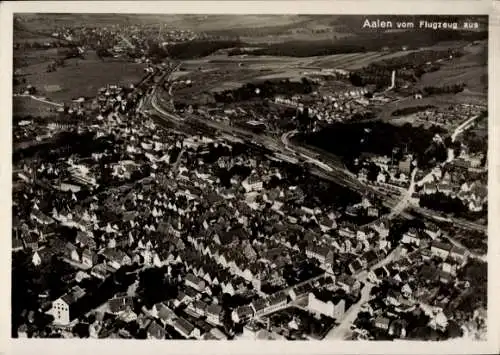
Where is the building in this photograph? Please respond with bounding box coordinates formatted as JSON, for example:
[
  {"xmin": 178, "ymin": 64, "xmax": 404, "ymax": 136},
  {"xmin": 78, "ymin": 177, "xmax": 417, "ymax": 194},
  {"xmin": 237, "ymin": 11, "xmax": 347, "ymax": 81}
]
[
  {"xmin": 265, "ymin": 292, "xmax": 288, "ymax": 314},
  {"xmin": 173, "ymin": 317, "xmax": 200, "ymax": 339},
  {"xmin": 250, "ymin": 298, "xmax": 269, "ymax": 317},
  {"xmin": 231, "ymin": 305, "xmax": 254, "ymax": 323},
  {"xmin": 308, "ymin": 291, "xmax": 345, "ymax": 319},
  {"xmin": 108, "ymin": 295, "xmax": 134, "ymax": 314},
  {"xmin": 51, "ymin": 286, "xmax": 86, "ymax": 325},
  {"xmin": 147, "ymin": 321, "xmax": 166, "ymax": 340},
  {"xmin": 241, "ymin": 174, "xmax": 263, "ymax": 192},
  {"xmin": 185, "ymin": 273, "xmax": 206, "ymax": 292},
  {"xmin": 336, "ymin": 275, "xmax": 360, "ymax": 294},
  {"xmin": 449, "ymin": 246, "xmax": 469, "ymax": 264},
  {"xmin": 188, "ymin": 300, "xmax": 208, "ymax": 317},
  {"xmin": 374, "ymin": 316, "xmax": 391, "ymax": 331},
  {"xmin": 206, "ymin": 304, "xmax": 223, "ymax": 325},
  {"xmin": 398, "ymin": 157, "xmax": 412, "ymax": 175},
  {"xmin": 424, "ymin": 224, "xmax": 441, "ymax": 240},
  {"xmin": 401, "ymin": 228, "xmax": 422, "ymax": 246},
  {"xmin": 81, "ymin": 248, "xmax": 98, "ymax": 268},
  {"xmin": 430, "ymin": 241, "xmax": 453, "ymax": 259}
]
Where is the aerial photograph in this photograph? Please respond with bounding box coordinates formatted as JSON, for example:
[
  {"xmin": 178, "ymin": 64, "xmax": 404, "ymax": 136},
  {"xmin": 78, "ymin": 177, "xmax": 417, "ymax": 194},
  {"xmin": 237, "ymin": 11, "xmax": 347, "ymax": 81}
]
[{"xmin": 11, "ymin": 14, "xmax": 488, "ymax": 341}]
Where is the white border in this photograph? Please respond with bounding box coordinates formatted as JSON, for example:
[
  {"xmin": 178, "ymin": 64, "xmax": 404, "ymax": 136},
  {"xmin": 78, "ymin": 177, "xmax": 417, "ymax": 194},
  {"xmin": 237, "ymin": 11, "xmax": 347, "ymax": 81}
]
[{"xmin": 1, "ymin": 1, "xmax": 498, "ymax": 355}]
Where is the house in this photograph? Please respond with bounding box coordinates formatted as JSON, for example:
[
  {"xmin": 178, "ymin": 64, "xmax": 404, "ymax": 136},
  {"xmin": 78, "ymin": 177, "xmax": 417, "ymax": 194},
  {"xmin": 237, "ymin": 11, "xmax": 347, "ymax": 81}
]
[
  {"xmin": 367, "ymin": 207, "xmax": 379, "ymax": 218},
  {"xmin": 423, "ymin": 183, "xmax": 437, "ymax": 195},
  {"xmin": 401, "ymin": 228, "xmax": 423, "ymax": 246},
  {"xmin": 32, "ymin": 251, "xmax": 42, "ymax": 266},
  {"xmin": 30, "ymin": 209, "xmax": 55, "ymax": 225},
  {"xmin": 184, "ymin": 287, "xmax": 201, "ymax": 301},
  {"xmin": 147, "ymin": 321, "xmax": 166, "ymax": 340},
  {"xmin": 12, "ymin": 238, "xmax": 24, "ymax": 253},
  {"xmin": 81, "ymin": 248, "xmax": 98, "ymax": 268},
  {"xmin": 389, "ymin": 319, "xmax": 408, "ymax": 338},
  {"xmin": 204, "ymin": 327, "xmax": 228, "ymax": 340},
  {"xmin": 242, "ymin": 174, "xmax": 263, "ymax": 192},
  {"xmin": 17, "ymin": 324, "xmax": 28, "ymax": 338},
  {"xmin": 363, "ymin": 250, "xmax": 380, "ymax": 268},
  {"xmin": 338, "ymin": 226, "xmax": 356, "ymax": 238},
  {"xmin": 424, "ymin": 224, "xmax": 441, "ymax": 240},
  {"xmin": 289, "ymin": 283, "xmax": 313, "ymax": 301},
  {"xmin": 348, "ymin": 259, "xmax": 364, "ymax": 274},
  {"xmin": 108, "ymin": 295, "xmax": 134, "ymax": 314},
  {"xmin": 65, "ymin": 242, "xmax": 80, "ymax": 263},
  {"xmin": 23, "ymin": 233, "xmax": 39, "ymax": 250},
  {"xmin": 157, "ymin": 304, "xmax": 178, "ymax": 326},
  {"xmin": 101, "ymin": 249, "xmax": 132, "ymax": 269},
  {"xmin": 319, "ymin": 217, "xmax": 337, "ymax": 233},
  {"xmin": 231, "ymin": 305, "xmax": 254, "ymax": 323},
  {"xmin": 51, "ymin": 286, "xmax": 86, "ymax": 325},
  {"xmin": 374, "ymin": 316, "xmax": 391, "ymax": 331},
  {"xmin": 173, "ymin": 317, "xmax": 200, "ymax": 339},
  {"xmin": 185, "ymin": 273, "xmax": 206, "ymax": 292},
  {"xmin": 430, "ymin": 241, "xmax": 453, "ymax": 259},
  {"xmin": 76, "ymin": 231, "xmax": 97, "ymax": 249},
  {"xmin": 188, "ymin": 300, "xmax": 208, "ymax": 317},
  {"xmin": 250, "ymin": 298, "xmax": 269, "ymax": 317},
  {"xmin": 308, "ymin": 291, "xmax": 345, "ymax": 319},
  {"xmin": 368, "ymin": 266, "xmax": 389, "ymax": 284},
  {"xmin": 398, "ymin": 157, "xmax": 412, "ymax": 175},
  {"xmin": 306, "ymin": 246, "xmax": 334, "ymax": 266},
  {"xmin": 265, "ymin": 292, "xmax": 288, "ymax": 313},
  {"xmin": 206, "ymin": 304, "xmax": 223, "ymax": 325},
  {"xmin": 336, "ymin": 275, "xmax": 360, "ymax": 294},
  {"xmin": 449, "ymin": 246, "xmax": 468, "ymax": 264},
  {"xmin": 372, "ymin": 220, "xmax": 390, "ymax": 238}
]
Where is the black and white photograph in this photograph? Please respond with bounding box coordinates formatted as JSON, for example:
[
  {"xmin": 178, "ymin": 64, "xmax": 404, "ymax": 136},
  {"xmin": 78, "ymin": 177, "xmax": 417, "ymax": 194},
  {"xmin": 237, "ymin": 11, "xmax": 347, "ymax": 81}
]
[{"xmin": 5, "ymin": 3, "xmax": 496, "ymax": 351}]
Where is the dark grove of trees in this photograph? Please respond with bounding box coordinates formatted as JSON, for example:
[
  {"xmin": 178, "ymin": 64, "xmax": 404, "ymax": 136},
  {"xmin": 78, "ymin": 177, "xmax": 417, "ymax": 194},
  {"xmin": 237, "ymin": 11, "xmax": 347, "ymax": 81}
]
[
  {"xmin": 422, "ymin": 83, "xmax": 466, "ymax": 96},
  {"xmin": 13, "ymin": 131, "xmax": 119, "ymax": 162},
  {"xmin": 11, "ymin": 253, "xmax": 75, "ymax": 337},
  {"xmin": 147, "ymin": 40, "xmax": 243, "ymax": 62},
  {"xmin": 300, "ymin": 121, "xmax": 445, "ymax": 168},
  {"xmin": 419, "ymin": 192, "xmax": 468, "ymax": 215},
  {"xmin": 213, "ymin": 79, "xmax": 315, "ymax": 104},
  {"xmin": 392, "ymin": 105, "xmax": 436, "ymax": 116},
  {"xmin": 244, "ymin": 30, "xmax": 486, "ymax": 58},
  {"xmin": 137, "ymin": 267, "xmax": 179, "ymax": 309}
]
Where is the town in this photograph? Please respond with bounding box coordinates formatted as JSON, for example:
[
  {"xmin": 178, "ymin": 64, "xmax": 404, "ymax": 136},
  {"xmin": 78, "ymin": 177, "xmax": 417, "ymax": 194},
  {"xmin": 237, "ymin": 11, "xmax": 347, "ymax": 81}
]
[{"xmin": 12, "ymin": 14, "xmax": 488, "ymax": 342}]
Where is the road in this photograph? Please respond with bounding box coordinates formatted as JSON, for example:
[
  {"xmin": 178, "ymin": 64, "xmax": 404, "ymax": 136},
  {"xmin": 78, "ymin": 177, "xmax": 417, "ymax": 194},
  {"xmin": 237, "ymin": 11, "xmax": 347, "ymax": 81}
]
[
  {"xmin": 14, "ymin": 94, "xmax": 64, "ymax": 107},
  {"xmin": 325, "ymin": 282, "xmax": 373, "ymax": 340},
  {"xmin": 173, "ymin": 147, "xmax": 186, "ymax": 172},
  {"xmin": 324, "ymin": 245, "xmax": 404, "ymax": 340},
  {"xmin": 387, "ymin": 168, "xmax": 418, "ymax": 219},
  {"xmin": 451, "ymin": 114, "xmax": 482, "ymax": 143}
]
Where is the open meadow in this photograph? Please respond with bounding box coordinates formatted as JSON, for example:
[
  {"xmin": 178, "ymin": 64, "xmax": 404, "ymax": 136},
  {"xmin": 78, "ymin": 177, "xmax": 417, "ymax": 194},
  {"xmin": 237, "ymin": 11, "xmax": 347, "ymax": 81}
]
[
  {"xmin": 13, "ymin": 52, "xmax": 146, "ymax": 103},
  {"xmin": 13, "ymin": 97, "xmax": 59, "ymax": 118}
]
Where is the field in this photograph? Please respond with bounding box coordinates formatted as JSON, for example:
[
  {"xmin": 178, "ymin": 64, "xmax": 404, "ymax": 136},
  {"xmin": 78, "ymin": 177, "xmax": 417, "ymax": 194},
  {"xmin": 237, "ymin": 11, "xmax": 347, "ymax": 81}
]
[
  {"xmin": 15, "ymin": 14, "xmax": 319, "ymax": 32},
  {"xmin": 417, "ymin": 41, "xmax": 487, "ymax": 94},
  {"xmin": 13, "ymin": 53, "xmax": 147, "ymax": 102},
  {"xmin": 13, "ymin": 97, "xmax": 58, "ymax": 118},
  {"xmin": 14, "ymin": 48, "xmax": 63, "ymax": 68}
]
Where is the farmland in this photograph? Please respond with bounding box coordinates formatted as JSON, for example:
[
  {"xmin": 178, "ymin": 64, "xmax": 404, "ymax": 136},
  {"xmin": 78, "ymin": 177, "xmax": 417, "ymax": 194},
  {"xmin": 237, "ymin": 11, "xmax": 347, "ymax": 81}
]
[
  {"xmin": 417, "ymin": 41, "xmax": 487, "ymax": 94},
  {"xmin": 13, "ymin": 53, "xmax": 146, "ymax": 103},
  {"xmin": 13, "ymin": 97, "xmax": 58, "ymax": 118}
]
